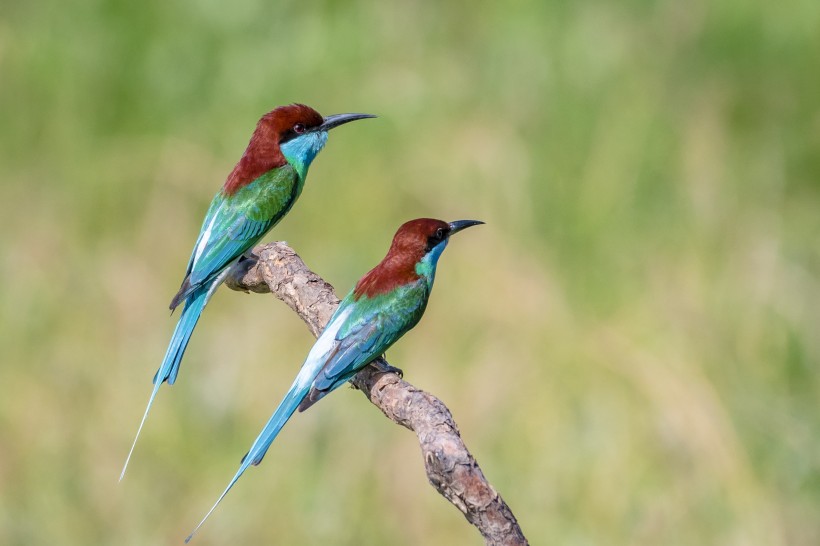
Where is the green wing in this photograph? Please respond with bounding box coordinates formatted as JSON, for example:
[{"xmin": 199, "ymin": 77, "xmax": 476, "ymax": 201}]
[
  {"xmin": 311, "ymin": 282, "xmax": 430, "ymax": 394},
  {"xmin": 184, "ymin": 165, "xmax": 300, "ymax": 290}
]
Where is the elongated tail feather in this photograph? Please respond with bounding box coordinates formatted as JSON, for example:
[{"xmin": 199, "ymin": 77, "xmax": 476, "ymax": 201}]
[
  {"xmin": 120, "ymin": 286, "xmax": 209, "ymax": 481},
  {"xmin": 156, "ymin": 287, "xmax": 209, "ymax": 386},
  {"xmin": 119, "ymin": 378, "xmax": 161, "ymax": 482},
  {"xmin": 186, "ymin": 305, "xmax": 353, "ymax": 541},
  {"xmin": 185, "ymin": 383, "xmax": 310, "ymax": 542}
]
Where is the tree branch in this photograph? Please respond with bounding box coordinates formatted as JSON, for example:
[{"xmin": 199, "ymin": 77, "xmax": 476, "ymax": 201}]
[{"xmin": 225, "ymin": 243, "xmax": 528, "ymax": 546}]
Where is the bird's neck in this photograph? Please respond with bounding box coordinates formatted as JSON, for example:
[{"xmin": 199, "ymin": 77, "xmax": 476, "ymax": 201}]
[
  {"xmin": 354, "ymin": 239, "xmax": 446, "ymax": 300},
  {"xmin": 414, "ymin": 240, "xmax": 447, "ymax": 288},
  {"xmin": 354, "ymin": 255, "xmax": 421, "ymax": 300},
  {"xmin": 281, "ymin": 132, "xmax": 329, "ymax": 180},
  {"xmin": 223, "ymin": 141, "xmax": 285, "ymax": 195}
]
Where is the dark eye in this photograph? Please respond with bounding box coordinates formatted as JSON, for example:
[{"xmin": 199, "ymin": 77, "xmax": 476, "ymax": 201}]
[
  {"xmin": 293, "ymin": 123, "xmax": 306, "ymax": 134},
  {"xmin": 435, "ymin": 228, "xmax": 445, "ymax": 240}
]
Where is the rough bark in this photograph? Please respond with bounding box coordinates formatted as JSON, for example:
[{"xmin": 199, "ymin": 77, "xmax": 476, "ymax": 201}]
[{"xmin": 225, "ymin": 243, "xmax": 528, "ymax": 546}]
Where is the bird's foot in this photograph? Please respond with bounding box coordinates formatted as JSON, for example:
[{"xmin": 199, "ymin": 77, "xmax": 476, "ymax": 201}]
[
  {"xmin": 370, "ymin": 359, "xmax": 403, "ymax": 378},
  {"xmin": 238, "ymin": 249, "xmax": 257, "ymax": 263}
]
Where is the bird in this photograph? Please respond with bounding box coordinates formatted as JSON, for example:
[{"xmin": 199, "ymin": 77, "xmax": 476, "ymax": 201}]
[
  {"xmin": 185, "ymin": 217, "xmax": 484, "ymax": 542},
  {"xmin": 120, "ymin": 104, "xmax": 376, "ymax": 481}
]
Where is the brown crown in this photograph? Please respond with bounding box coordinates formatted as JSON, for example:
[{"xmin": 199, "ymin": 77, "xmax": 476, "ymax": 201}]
[
  {"xmin": 223, "ymin": 104, "xmax": 324, "ymax": 195},
  {"xmin": 353, "ymin": 219, "xmax": 450, "ymax": 299}
]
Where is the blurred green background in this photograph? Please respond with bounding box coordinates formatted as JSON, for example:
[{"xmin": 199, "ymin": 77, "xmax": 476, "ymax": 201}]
[{"xmin": 1, "ymin": 0, "xmax": 818, "ymax": 544}]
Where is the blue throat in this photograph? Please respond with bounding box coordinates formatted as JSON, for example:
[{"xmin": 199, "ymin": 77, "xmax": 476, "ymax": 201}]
[
  {"xmin": 415, "ymin": 239, "xmax": 449, "ymax": 287},
  {"xmin": 281, "ymin": 131, "xmax": 329, "ymax": 180}
]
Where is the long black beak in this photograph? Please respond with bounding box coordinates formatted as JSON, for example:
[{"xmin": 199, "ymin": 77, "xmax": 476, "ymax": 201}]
[
  {"xmin": 319, "ymin": 113, "xmax": 377, "ymax": 131},
  {"xmin": 448, "ymin": 219, "xmax": 485, "ymax": 236}
]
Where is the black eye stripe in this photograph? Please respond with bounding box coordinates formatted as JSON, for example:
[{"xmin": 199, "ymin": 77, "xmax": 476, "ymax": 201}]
[{"xmin": 424, "ymin": 229, "xmax": 448, "ymax": 252}]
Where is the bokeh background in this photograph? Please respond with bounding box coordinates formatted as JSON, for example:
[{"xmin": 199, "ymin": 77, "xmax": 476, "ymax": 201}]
[{"xmin": 1, "ymin": 1, "xmax": 818, "ymax": 544}]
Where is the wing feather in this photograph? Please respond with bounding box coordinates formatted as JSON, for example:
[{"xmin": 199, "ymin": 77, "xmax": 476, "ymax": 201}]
[
  {"xmin": 299, "ymin": 282, "xmax": 430, "ymax": 411},
  {"xmin": 180, "ymin": 165, "xmax": 299, "ymax": 292}
]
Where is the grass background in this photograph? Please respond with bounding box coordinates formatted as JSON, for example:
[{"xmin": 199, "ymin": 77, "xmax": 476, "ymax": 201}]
[{"xmin": 1, "ymin": 1, "xmax": 818, "ymax": 544}]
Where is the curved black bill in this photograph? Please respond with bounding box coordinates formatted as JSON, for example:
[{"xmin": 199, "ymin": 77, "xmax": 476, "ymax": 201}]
[
  {"xmin": 448, "ymin": 219, "xmax": 485, "ymax": 236},
  {"xmin": 320, "ymin": 113, "xmax": 377, "ymax": 131}
]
